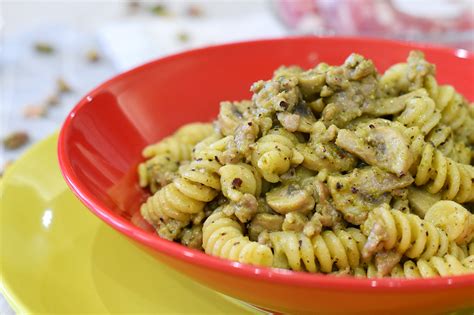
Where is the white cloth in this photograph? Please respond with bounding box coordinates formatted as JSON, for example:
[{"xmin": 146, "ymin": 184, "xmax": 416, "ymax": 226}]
[
  {"xmin": 98, "ymin": 13, "xmax": 286, "ymax": 71},
  {"xmin": 0, "ymin": 4, "xmax": 287, "ymax": 168}
]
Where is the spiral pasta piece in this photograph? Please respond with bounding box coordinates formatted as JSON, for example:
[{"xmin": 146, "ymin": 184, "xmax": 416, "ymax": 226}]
[
  {"xmin": 175, "ymin": 122, "xmax": 214, "ymax": 144},
  {"xmin": 142, "ymin": 123, "xmax": 213, "ymax": 158},
  {"xmin": 412, "ymin": 142, "xmax": 474, "ymax": 203},
  {"xmin": 450, "ymin": 142, "xmax": 472, "ymax": 165},
  {"xmin": 142, "ymin": 136, "xmax": 193, "ymax": 161},
  {"xmin": 219, "ymin": 163, "xmax": 262, "ymax": 202},
  {"xmin": 141, "ymin": 136, "xmax": 227, "ymax": 234},
  {"xmin": 136, "ymin": 51, "xmax": 474, "ymax": 277},
  {"xmin": 391, "ymin": 255, "xmax": 474, "ymax": 278},
  {"xmin": 138, "ymin": 123, "xmax": 214, "ymax": 190},
  {"xmin": 395, "ymin": 89, "xmax": 441, "ymax": 135},
  {"xmin": 251, "ymin": 128, "xmax": 304, "ymax": 183},
  {"xmin": 447, "ymin": 242, "xmax": 469, "ymax": 260},
  {"xmin": 425, "ymin": 126, "xmax": 471, "ymax": 165},
  {"xmin": 425, "ymin": 200, "xmax": 474, "ymax": 245},
  {"xmin": 424, "ymin": 75, "xmax": 473, "ymax": 142},
  {"xmin": 358, "ymin": 255, "xmax": 474, "ymax": 278},
  {"xmin": 361, "ymin": 204, "xmax": 450, "ymax": 260},
  {"xmin": 138, "ymin": 140, "xmax": 194, "ymax": 191},
  {"xmin": 202, "ymin": 211, "xmax": 273, "ymax": 266},
  {"xmin": 425, "ymin": 124, "xmax": 453, "ymax": 152},
  {"xmin": 270, "ymin": 229, "xmax": 367, "ymax": 273}
]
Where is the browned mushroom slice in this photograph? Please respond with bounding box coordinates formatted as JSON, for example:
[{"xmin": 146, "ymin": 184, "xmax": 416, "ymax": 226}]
[
  {"xmin": 362, "ymin": 89, "xmax": 426, "ymax": 116},
  {"xmin": 407, "ymin": 187, "xmax": 441, "ymax": 218},
  {"xmin": 266, "ymin": 184, "xmax": 315, "ymax": 215},
  {"xmin": 327, "ymin": 167, "xmax": 413, "ymax": 225},
  {"xmin": 322, "ymin": 101, "xmax": 363, "ymax": 128},
  {"xmin": 293, "ymin": 101, "xmax": 317, "ymax": 133},
  {"xmin": 298, "ymin": 142, "xmax": 357, "ymax": 173},
  {"xmin": 217, "ymin": 100, "xmax": 252, "ymax": 136},
  {"xmin": 336, "ymin": 124, "xmax": 413, "ymax": 176}
]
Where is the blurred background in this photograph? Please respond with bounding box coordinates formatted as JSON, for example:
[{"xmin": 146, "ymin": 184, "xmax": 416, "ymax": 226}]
[
  {"xmin": 1, "ymin": 0, "xmax": 473, "ymax": 175},
  {"xmin": 0, "ymin": 0, "xmax": 473, "ymax": 313}
]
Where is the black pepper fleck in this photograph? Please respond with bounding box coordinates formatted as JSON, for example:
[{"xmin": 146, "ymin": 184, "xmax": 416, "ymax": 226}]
[{"xmin": 232, "ymin": 178, "xmax": 243, "ymax": 189}]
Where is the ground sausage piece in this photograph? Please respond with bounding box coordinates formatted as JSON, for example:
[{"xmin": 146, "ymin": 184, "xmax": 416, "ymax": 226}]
[
  {"xmin": 375, "ymin": 250, "xmax": 402, "ymax": 277},
  {"xmin": 303, "ymin": 213, "xmax": 323, "ymax": 237},
  {"xmin": 222, "ymin": 193, "xmax": 259, "ymax": 223},
  {"xmin": 257, "ymin": 230, "xmax": 272, "ymax": 247},
  {"xmin": 156, "ymin": 219, "xmax": 188, "ymax": 241},
  {"xmin": 234, "ymin": 119, "xmax": 259, "ymax": 154},
  {"xmin": 277, "ymin": 112, "xmax": 300, "ymax": 132},
  {"xmin": 322, "ymin": 54, "xmax": 378, "ymax": 127},
  {"xmin": 282, "ymin": 212, "xmax": 308, "ymax": 232},
  {"xmin": 248, "ymin": 213, "xmax": 284, "ymax": 241},
  {"xmin": 362, "ymin": 222, "xmax": 387, "ymax": 260},
  {"xmin": 180, "ymin": 225, "xmax": 203, "ymax": 250}
]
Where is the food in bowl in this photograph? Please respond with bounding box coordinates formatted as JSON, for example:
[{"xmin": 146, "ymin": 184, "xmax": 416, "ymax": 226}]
[
  {"xmin": 58, "ymin": 38, "xmax": 474, "ymax": 314},
  {"xmin": 137, "ymin": 50, "xmax": 474, "ymax": 278}
]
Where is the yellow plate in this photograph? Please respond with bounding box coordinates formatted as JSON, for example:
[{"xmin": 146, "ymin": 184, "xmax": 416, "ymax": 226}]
[{"xmin": 0, "ymin": 133, "xmax": 259, "ymax": 314}]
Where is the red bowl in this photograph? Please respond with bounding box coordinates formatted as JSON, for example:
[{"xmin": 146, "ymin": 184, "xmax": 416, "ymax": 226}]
[{"xmin": 58, "ymin": 37, "xmax": 474, "ymax": 315}]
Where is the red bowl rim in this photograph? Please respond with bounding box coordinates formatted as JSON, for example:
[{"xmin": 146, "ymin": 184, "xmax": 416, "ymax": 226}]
[{"xmin": 58, "ymin": 36, "xmax": 474, "ymax": 292}]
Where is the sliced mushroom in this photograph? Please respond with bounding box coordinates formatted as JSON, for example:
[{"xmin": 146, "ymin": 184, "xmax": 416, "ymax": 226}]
[
  {"xmin": 280, "ymin": 166, "xmax": 317, "ymax": 186},
  {"xmin": 407, "ymin": 187, "xmax": 441, "ymax": 218},
  {"xmin": 266, "ymin": 184, "xmax": 315, "ymax": 215},
  {"xmin": 328, "ymin": 167, "xmax": 413, "ymax": 224},
  {"xmin": 293, "ymin": 101, "xmax": 317, "ymax": 133},
  {"xmin": 217, "ymin": 101, "xmax": 246, "ymax": 136},
  {"xmin": 299, "ymin": 142, "xmax": 357, "ymax": 173},
  {"xmin": 362, "ymin": 89, "xmax": 426, "ymax": 116},
  {"xmin": 336, "ymin": 123, "xmax": 413, "ymax": 176}
]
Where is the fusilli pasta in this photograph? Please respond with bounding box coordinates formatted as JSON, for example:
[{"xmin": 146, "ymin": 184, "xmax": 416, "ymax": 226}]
[
  {"xmin": 251, "ymin": 128, "xmax": 304, "ymax": 183},
  {"xmin": 360, "ymin": 255, "xmax": 474, "ymax": 278},
  {"xmin": 136, "ymin": 50, "xmax": 474, "ymax": 278},
  {"xmin": 203, "ymin": 210, "xmax": 273, "ymax": 266},
  {"xmin": 270, "ymin": 229, "xmax": 366, "ymax": 273},
  {"xmin": 141, "ymin": 135, "xmax": 227, "ymax": 239}
]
